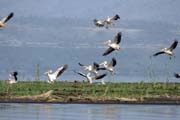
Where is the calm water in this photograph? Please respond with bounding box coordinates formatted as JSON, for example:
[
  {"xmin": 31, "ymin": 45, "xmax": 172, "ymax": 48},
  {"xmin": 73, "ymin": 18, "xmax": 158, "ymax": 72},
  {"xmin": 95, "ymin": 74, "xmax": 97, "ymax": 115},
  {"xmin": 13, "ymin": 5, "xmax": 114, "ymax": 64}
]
[{"xmin": 0, "ymin": 103, "xmax": 180, "ymax": 120}]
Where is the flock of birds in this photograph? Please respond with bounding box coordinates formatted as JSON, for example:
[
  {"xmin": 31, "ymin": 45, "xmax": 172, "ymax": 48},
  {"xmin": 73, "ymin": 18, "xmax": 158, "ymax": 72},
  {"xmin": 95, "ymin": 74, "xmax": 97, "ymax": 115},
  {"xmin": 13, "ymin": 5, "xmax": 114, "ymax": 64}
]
[{"xmin": 0, "ymin": 12, "xmax": 179, "ymax": 84}]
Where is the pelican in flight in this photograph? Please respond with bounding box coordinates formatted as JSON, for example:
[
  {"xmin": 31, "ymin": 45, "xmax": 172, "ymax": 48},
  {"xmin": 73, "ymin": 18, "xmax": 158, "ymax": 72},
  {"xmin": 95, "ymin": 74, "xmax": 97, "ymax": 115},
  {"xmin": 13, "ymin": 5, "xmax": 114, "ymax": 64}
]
[
  {"xmin": 44, "ymin": 64, "xmax": 68, "ymax": 83},
  {"xmin": 78, "ymin": 62, "xmax": 100, "ymax": 75},
  {"xmin": 174, "ymin": 73, "xmax": 180, "ymax": 78},
  {"xmin": 99, "ymin": 58, "xmax": 117, "ymax": 75},
  {"xmin": 75, "ymin": 71, "xmax": 107, "ymax": 85},
  {"xmin": 93, "ymin": 19, "xmax": 105, "ymax": 27},
  {"xmin": 103, "ymin": 32, "xmax": 122, "ymax": 56},
  {"xmin": 0, "ymin": 12, "xmax": 14, "ymax": 28},
  {"xmin": 105, "ymin": 14, "xmax": 120, "ymax": 28},
  {"xmin": 8, "ymin": 71, "xmax": 18, "ymax": 84},
  {"xmin": 153, "ymin": 40, "xmax": 178, "ymax": 57}
]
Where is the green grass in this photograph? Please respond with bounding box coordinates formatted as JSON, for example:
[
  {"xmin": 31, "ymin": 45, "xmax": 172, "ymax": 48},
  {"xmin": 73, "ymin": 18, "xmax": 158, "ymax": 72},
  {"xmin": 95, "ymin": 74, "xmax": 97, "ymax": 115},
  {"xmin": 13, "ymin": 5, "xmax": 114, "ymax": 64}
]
[{"xmin": 0, "ymin": 80, "xmax": 180, "ymax": 98}]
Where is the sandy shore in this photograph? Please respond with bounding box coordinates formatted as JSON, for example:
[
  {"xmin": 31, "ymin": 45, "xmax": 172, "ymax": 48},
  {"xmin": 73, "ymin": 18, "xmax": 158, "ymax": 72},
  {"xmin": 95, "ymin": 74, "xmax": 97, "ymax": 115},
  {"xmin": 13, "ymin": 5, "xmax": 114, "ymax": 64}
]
[{"xmin": 1, "ymin": 90, "xmax": 180, "ymax": 104}]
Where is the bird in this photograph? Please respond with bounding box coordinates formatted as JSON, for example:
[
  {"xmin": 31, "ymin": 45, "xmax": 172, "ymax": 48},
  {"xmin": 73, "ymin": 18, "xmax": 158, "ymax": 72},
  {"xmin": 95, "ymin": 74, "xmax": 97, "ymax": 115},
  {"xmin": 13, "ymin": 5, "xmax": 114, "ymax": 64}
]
[
  {"xmin": 44, "ymin": 64, "xmax": 68, "ymax": 83},
  {"xmin": 75, "ymin": 71, "xmax": 107, "ymax": 85},
  {"xmin": 78, "ymin": 62, "xmax": 100, "ymax": 75},
  {"xmin": 153, "ymin": 40, "xmax": 178, "ymax": 57},
  {"xmin": 99, "ymin": 58, "xmax": 117, "ymax": 75},
  {"xmin": 105, "ymin": 14, "xmax": 120, "ymax": 28},
  {"xmin": 93, "ymin": 19, "xmax": 105, "ymax": 27},
  {"xmin": 0, "ymin": 12, "xmax": 14, "ymax": 28},
  {"xmin": 174, "ymin": 73, "xmax": 180, "ymax": 78},
  {"xmin": 102, "ymin": 32, "xmax": 122, "ymax": 56},
  {"xmin": 8, "ymin": 71, "xmax": 18, "ymax": 84}
]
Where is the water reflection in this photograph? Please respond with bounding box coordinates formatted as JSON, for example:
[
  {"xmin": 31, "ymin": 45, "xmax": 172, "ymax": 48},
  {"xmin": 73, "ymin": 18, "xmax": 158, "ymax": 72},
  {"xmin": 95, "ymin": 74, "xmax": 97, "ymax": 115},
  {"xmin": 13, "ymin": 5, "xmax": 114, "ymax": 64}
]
[{"xmin": 0, "ymin": 103, "xmax": 180, "ymax": 120}]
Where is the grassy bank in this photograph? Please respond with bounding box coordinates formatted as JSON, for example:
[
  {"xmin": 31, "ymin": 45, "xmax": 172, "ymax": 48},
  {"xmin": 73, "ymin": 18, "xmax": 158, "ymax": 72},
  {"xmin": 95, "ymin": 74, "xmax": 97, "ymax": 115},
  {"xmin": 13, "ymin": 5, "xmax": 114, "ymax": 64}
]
[{"xmin": 0, "ymin": 81, "xmax": 180, "ymax": 103}]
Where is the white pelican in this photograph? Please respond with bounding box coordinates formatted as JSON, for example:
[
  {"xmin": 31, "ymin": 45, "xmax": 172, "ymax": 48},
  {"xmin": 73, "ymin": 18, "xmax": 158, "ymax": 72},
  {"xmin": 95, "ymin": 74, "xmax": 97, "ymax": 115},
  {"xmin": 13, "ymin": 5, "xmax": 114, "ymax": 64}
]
[
  {"xmin": 78, "ymin": 62, "xmax": 100, "ymax": 75},
  {"xmin": 44, "ymin": 64, "xmax": 68, "ymax": 83},
  {"xmin": 93, "ymin": 19, "xmax": 105, "ymax": 27},
  {"xmin": 103, "ymin": 32, "xmax": 122, "ymax": 56},
  {"xmin": 8, "ymin": 71, "xmax": 18, "ymax": 84},
  {"xmin": 174, "ymin": 73, "xmax": 180, "ymax": 78},
  {"xmin": 99, "ymin": 58, "xmax": 117, "ymax": 75},
  {"xmin": 153, "ymin": 40, "xmax": 178, "ymax": 57},
  {"xmin": 75, "ymin": 71, "xmax": 107, "ymax": 85},
  {"xmin": 105, "ymin": 14, "xmax": 120, "ymax": 28},
  {"xmin": 0, "ymin": 12, "xmax": 14, "ymax": 28}
]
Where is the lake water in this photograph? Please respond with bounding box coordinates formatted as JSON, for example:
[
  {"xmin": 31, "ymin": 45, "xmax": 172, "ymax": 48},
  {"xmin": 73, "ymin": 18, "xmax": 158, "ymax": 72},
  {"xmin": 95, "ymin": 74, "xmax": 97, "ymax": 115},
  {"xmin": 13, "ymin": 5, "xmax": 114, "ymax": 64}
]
[{"xmin": 0, "ymin": 103, "xmax": 180, "ymax": 120}]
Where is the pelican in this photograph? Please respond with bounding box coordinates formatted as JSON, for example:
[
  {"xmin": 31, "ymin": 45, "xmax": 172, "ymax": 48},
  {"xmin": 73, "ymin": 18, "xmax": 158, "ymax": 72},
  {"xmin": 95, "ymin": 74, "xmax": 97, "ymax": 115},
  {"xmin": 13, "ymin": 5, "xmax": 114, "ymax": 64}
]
[
  {"xmin": 103, "ymin": 32, "xmax": 122, "ymax": 56},
  {"xmin": 99, "ymin": 58, "xmax": 117, "ymax": 75},
  {"xmin": 78, "ymin": 62, "xmax": 100, "ymax": 75},
  {"xmin": 0, "ymin": 12, "xmax": 14, "ymax": 28},
  {"xmin": 93, "ymin": 19, "xmax": 105, "ymax": 27},
  {"xmin": 174, "ymin": 73, "xmax": 180, "ymax": 78},
  {"xmin": 153, "ymin": 40, "xmax": 178, "ymax": 57},
  {"xmin": 75, "ymin": 71, "xmax": 107, "ymax": 85},
  {"xmin": 8, "ymin": 71, "xmax": 18, "ymax": 84},
  {"xmin": 105, "ymin": 14, "xmax": 120, "ymax": 28},
  {"xmin": 44, "ymin": 64, "xmax": 68, "ymax": 83}
]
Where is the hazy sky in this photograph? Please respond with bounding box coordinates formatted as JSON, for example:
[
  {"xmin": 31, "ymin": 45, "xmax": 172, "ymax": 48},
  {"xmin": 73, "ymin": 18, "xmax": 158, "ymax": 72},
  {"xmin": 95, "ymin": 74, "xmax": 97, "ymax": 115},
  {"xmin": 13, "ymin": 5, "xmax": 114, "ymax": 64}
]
[{"xmin": 0, "ymin": 0, "xmax": 180, "ymax": 24}]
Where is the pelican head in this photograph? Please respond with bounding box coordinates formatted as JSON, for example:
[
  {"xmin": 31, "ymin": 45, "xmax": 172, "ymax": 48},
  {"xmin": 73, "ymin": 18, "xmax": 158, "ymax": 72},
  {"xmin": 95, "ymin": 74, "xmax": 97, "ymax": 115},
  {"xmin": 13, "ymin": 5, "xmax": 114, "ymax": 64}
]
[
  {"xmin": 44, "ymin": 70, "xmax": 52, "ymax": 74},
  {"xmin": 100, "ymin": 61, "xmax": 108, "ymax": 66},
  {"xmin": 104, "ymin": 40, "xmax": 112, "ymax": 45},
  {"xmin": 160, "ymin": 48, "xmax": 167, "ymax": 52}
]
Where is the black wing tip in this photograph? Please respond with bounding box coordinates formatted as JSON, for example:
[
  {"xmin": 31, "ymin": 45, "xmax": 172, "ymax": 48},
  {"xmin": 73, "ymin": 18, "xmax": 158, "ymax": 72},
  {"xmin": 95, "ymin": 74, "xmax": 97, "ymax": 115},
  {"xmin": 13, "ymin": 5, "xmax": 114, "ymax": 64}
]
[
  {"xmin": 63, "ymin": 64, "xmax": 68, "ymax": 69},
  {"xmin": 174, "ymin": 73, "xmax": 180, "ymax": 78}
]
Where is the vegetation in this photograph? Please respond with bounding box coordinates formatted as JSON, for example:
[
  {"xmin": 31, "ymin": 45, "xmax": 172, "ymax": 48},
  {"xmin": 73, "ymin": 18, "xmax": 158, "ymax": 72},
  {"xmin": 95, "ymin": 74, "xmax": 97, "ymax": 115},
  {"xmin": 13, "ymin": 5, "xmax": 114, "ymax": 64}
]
[{"xmin": 0, "ymin": 81, "xmax": 180, "ymax": 99}]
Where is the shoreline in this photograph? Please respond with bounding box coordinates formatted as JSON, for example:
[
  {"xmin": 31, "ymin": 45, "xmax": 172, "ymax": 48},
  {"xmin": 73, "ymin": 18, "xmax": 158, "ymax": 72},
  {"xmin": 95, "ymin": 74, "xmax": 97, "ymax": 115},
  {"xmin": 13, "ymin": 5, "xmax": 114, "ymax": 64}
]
[{"xmin": 0, "ymin": 81, "xmax": 180, "ymax": 104}]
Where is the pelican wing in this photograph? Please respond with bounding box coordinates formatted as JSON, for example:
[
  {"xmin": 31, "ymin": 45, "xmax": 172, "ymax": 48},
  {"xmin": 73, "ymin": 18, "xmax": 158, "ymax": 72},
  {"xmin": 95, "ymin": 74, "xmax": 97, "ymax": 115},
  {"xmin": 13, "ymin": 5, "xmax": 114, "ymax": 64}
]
[
  {"xmin": 103, "ymin": 47, "xmax": 115, "ymax": 56},
  {"xmin": 153, "ymin": 51, "xmax": 165, "ymax": 56},
  {"xmin": 75, "ymin": 71, "xmax": 87, "ymax": 78},
  {"xmin": 114, "ymin": 32, "xmax": 121, "ymax": 44},
  {"xmin": 174, "ymin": 73, "xmax": 180, "ymax": 78},
  {"xmin": 109, "ymin": 58, "xmax": 117, "ymax": 67},
  {"xmin": 78, "ymin": 63, "xmax": 85, "ymax": 66},
  {"xmin": 54, "ymin": 64, "xmax": 68, "ymax": 78},
  {"xmin": 1, "ymin": 12, "xmax": 14, "ymax": 23},
  {"xmin": 169, "ymin": 40, "xmax": 178, "ymax": 50},
  {"xmin": 112, "ymin": 14, "xmax": 120, "ymax": 20},
  {"xmin": 93, "ymin": 73, "xmax": 107, "ymax": 80},
  {"xmin": 93, "ymin": 62, "xmax": 100, "ymax": 70}
]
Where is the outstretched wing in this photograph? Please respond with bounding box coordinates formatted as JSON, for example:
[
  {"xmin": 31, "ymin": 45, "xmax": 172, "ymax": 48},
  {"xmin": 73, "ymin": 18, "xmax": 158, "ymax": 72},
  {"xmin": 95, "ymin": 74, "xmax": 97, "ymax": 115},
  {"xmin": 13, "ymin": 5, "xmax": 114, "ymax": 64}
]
[
  {"xmin": 74, "ymin": 71, "xmax": 87, "ymax": 78},
  {"xmin": 153, "ymin": 51, "xmax": 165, "ymax": 56},
  {"xmin": 1, "ymin": 12, "xmax": 14, "ymax": 23},
  {"xmin": 93, "ymin": 73, "xmax": 107, "ymax": 80},
  {"xmin": 169, "ymin": 40, "xmax": 178, "ymax": 50},
  {"xmin": 93, "ymin": 62, "xmax": 100, "ymax": 70},
  {"xmin": 114, "ymin": 32, "xmax": 121, "ymax": 44},
  {"xmin": 102, "ymin": 47, "xmax": 115, "ymax": 56},
  {"xmin": 54, "ymin": 64, "xmax": 68, "ymax": 78},
  {"xmin": 109, "ymin": 58, "xmax": 117, "ymax": 67}
]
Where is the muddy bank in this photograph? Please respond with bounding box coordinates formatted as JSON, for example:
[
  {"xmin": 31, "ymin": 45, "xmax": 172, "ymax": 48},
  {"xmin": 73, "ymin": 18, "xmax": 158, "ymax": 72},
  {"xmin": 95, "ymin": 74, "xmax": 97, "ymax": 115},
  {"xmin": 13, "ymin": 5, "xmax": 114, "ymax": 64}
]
[{"xmin": 0, "ymin": 90, "xmax": 180, "ymax": 104}]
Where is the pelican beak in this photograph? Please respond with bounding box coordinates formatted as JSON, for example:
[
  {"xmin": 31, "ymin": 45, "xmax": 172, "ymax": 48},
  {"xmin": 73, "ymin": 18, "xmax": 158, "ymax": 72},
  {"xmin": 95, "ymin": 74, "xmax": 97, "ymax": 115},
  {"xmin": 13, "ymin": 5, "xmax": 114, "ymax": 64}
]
[{"xmin": 44, "ymin": 71, "xmax": 48, "ymax": 74}]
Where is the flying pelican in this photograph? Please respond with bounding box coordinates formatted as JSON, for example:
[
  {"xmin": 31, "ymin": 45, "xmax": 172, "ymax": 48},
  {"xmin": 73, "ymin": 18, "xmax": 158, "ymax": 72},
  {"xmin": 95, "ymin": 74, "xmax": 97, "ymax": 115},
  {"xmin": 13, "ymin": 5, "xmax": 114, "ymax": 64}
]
[
  {"xmin": 99, "ymin": 58, "xmax": 117, "ymax": 75},
  {"xmin": 93, "ymin": 19, "xmax": 105, "ymax": 27},
  {"xmin": 75, "ymin": 71, "xmax": 107, "ymax": 85},
  {"xmin": 8, "ymin": 71, "xmax": 18, "ymax": 84},
  {"xmin": 153, "ymin": 40, "xmax": 178, "ymax": 57},
  {"xmin": 0, "ymin": 12, "xmax": 14, "ymax": 28},
  {"xmin": 102, "ymin": 32, "xmax": 122, "ymax": 56},
  {"xmin": 44, "ymin": 64, "xmax": 68, "ymax": 83},
  {"xmin": 105, "ymin": 14, "xmax": 120, "ymax": 28},
  {"xmin": 78, "ymin": 62, "xmax": 100, "ymax": 75},
  {"xmin": 174, "ymin": 73, "xmax": 180, "ymax": 78}
]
